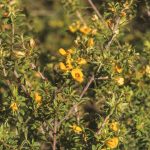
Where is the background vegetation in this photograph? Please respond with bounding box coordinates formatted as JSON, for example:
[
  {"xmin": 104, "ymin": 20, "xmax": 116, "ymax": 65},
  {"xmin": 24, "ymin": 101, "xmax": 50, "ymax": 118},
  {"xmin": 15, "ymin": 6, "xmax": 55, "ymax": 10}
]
[{"xmin": 0, "ymin": 0, "xmax": 150, "ymax": 149}]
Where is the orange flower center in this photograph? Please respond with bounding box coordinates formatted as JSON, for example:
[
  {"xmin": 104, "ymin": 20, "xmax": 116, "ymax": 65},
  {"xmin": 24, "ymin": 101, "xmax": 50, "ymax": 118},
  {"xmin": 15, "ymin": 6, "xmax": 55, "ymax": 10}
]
[{"xmin": 75, "ymin": 73, "xmax": 80, "ymax": 78}]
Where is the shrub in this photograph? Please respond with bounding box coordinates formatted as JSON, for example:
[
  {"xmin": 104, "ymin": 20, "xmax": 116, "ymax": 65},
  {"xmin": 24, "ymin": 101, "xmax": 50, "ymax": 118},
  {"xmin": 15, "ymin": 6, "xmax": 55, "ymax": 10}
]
[{"xmin": 0, "ymin": 0, "xmax": 150, "ymax": 149}]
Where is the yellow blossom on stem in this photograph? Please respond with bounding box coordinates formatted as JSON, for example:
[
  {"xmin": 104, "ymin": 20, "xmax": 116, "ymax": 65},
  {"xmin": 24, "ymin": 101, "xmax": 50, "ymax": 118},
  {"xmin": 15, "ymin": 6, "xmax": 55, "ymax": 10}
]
[
  {"xmin": 59, "ymin": 62, "xmax": 67, "ymax": 71},
  {"xmin": 66, "ymin": 55, "xmax": 73, "ymax": 69},
  {"xmin": 71, "ymin": 68, "xmax": 84, "ymax": 83},
  {"xmin": 79, "ymin": 25, "xmax": 91, "ymax": 35},
  {"xmin": 59, "ymin": 48, "xmax": 67, "ymax": 56},
  {"xmin": 115, "ymin": 65, "xmax": 123, "ymax": 73},
  {"xmin": 106, "ymin": 137, "xmax": 119, "ymax": 149},
  {"xmin": 69, "ymin": 21, "xmax": 81, "ymax": 33},
  {"xmin": 109, "ymin": 122, "xmax": 119, "ymax": 132},
  {"xmin": 34, "ymin": 92, "xmax": 42, "ymax": 104},
  {"xmin": 77, "ymin": 58, "xmax": 87, "ymax": 65},
  {"xmin": 115, "ymin": 77, "xmax": 124, "ymax": 86},
  {"xmin": 70, "ymin": 124, "xmax": 82, "ymax": 134},
  {"xmin": 10, "ymin": 102, "xmax": 18, "ymax": 112},
  {"xmin": 87, "ymin": 38, "xmax": 94, "ymax": 47}
]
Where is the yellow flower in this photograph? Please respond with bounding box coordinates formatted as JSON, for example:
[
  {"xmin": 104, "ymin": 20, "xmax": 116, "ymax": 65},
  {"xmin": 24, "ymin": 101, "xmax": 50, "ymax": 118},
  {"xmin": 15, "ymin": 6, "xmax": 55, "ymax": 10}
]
[
  {"xmin": 109, "ymin": 122, "xmax": 119, "ymax": 132},
  {"xmin": 59, "ymin": 62, "xmax": 67, "ymax": 71},
  {"xmin": 91, "ymin": 14, "xmax": 98, "ymax": 21},
  {"xmin": 87, "ymin": 38, "xmax": 94, "ymax": 47},
  {"xmin": 69, "ymin": 21, "xmax": 80, "ymax": 33},
  {"xmin": 115, "ymin": 65, "xmax": 123, "ymax": 73},
  {"xmin": 70, "ymin": 124, "xmax": 82, "ymax": 134},
  {"xmin": 59, "ymin": 59, "xmax": 73, "ymax": 72},
  {"xmin": 10, "ymin": 102, "xmax": 18, "ymax": 112},
  {"xmin": 77, "ymin": 58, "xmax": 87, "ymax": 65},
  {"xmin": 66, "ymin": 55, "xmax": 73, "ymax": 69},
  {"xmin": 59, "ymin": 48, "xmax": 67, "ymax": 56},
  {"xmin": 67, "ymin": 49, "xmax": 75, "ymax": 54},
  {"xmin": 66, "ymin": 63, "xmax": 73, "ymax": 70},
  {"xmin": 71, "ymin": 68, "xmax": 84, "ymax": 83},
  {"xmin": 115, "ymin": 77, "xmax": 124, "ymax": 86},
  {"xmin": 106, "ymin": 137, "xmax": 119, "ymax": 149},
  {"xmin": 79, "ymin": 25, "xmax": 91, "ymax": 35},
  {"xmin": 34, "ymin": 92, "xmax": 42, "ymax": 104}
]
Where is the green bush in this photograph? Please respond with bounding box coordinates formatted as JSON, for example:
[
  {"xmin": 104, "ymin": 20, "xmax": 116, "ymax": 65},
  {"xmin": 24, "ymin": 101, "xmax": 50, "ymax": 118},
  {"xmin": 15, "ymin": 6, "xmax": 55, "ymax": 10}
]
[{"xmin": 0, "ymin": 0, "xmax": 150, "ymax": 149}]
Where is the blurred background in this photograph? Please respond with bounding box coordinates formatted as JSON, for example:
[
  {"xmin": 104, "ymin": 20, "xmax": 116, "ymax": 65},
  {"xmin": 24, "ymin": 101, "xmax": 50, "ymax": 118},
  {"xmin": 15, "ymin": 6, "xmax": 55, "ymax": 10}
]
[{"xmin": 21, "ymin": 0, "xmax": 150, "ymax": 56}]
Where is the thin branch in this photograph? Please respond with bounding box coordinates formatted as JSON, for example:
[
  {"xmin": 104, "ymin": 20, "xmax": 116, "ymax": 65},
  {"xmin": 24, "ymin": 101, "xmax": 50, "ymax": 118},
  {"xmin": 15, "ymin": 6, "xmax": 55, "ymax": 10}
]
[
  {"xmin": 76, "ymin": 10, "xmax": 86, "ymax": 25},
  {"xmin": 58, "ymin": 74, "xmax": 95, "ymax": 128},
  {"xmin": 80, "ymin": 74, "xmax": 94, "ymax": 99},
  {"xmin": 87, "ymin": 0, "xmax": 121, "ymax": 49},
  {"xmin": 96, "ymin": 109, "xmax": 114, "ymax": 135},
  {"xmin": 52, "ymin": 118, "xmax": 57, "ymax": 150},
  {"xmin": 87, "ymin": 0, "xmax": 107, "ymax": 28},
  {"xmin": 104, "ymin": 17, "xmax": 120, "ymax": 50}
]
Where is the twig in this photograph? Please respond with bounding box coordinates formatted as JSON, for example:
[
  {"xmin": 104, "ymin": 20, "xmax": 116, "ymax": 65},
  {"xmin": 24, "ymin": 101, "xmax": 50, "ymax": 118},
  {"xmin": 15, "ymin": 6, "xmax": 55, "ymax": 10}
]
[
  {"xmin": 87, "ymin": 0, "xmax": 107, "ymax": 28},
  {"xmin": 76, "ymin": 10, "xmax": 86, "ymax": 25},
  {"xmin": 30, "ymin": 63, "xmax": 48, "ymax": 81},
  {"xmin": 80, "ymin": 74, "xmax": 94, "ymax": 99},
  {"xmin": 87, "ymin": 0, "xmax": 121, "ymax": 49},
  {"xmin": 52, "ymin": 118, "xmax": 57, "ymax": 150},
  {"xmin": 96, "ymin": 109, "xmax": 114, "ymax": 135},
  {"xmin": 11, "ymin": 15, "xmax": 15, "ymax": 51},
  {"xmin": 104, "ymin": 17, "xmax": 120, "ymax": 50},
  {"xmin": 58, "ymin": 74, "xmax": 95, "ymax": 127}
]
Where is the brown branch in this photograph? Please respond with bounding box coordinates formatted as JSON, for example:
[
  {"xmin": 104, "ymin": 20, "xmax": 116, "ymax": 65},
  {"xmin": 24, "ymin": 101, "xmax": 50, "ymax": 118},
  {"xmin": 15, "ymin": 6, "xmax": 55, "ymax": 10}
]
[
  {"xmin": 58, "ymin": 74, "xmax": 95, "ymax": 128},
  {"xmin": 80, "ymin": 74, "xmax": 94, "ymax": 99},
  {"xmin": 52, "ymin": 118, "xmax": 57, "ymax": 150},
  {"xmin": 87, "ymin": 0, "xmax": 121, "ymax": 49},
  {"xmin": 87, "ymin": 0, "xmax": 107, "ymax": 28},
  {"xmin": 96, "ymin": 109, "xmax": 114, "ymax": 135},
  {"xmin": 104, "ymin": 17, "xmax": 120, "ymax": 50},
  {"xmin": 76, "ymin": 10, "xmax": 86, "ymax": 25}
]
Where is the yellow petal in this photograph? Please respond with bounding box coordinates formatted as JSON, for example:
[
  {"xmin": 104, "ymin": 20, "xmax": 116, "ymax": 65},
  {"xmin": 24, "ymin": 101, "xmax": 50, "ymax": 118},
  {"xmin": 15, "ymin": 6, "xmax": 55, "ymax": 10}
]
[
  {"xmin": 59, "ymin": 62, "xmax": 67, "ymax": 71},
  {"xmin": 59, "ymin": 48, "xmax": 67, "ymax": 56},
  {"xmin": 106, "ymin": 137, "xmax": 119, "ymax": 149},
  {"xmin": 71, "ymin": 68, "xmax": 84, "ymax": 83},
  {"xmin": 87, "ymin": 38, "xmax": 94, "ymax": 47}
]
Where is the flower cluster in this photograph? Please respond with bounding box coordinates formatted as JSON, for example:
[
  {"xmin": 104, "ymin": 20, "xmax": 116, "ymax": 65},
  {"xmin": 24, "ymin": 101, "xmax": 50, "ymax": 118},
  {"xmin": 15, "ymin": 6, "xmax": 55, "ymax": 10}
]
[{"xmin": 58, "ymin": 48, "xmax": 86, "ymax": 83}]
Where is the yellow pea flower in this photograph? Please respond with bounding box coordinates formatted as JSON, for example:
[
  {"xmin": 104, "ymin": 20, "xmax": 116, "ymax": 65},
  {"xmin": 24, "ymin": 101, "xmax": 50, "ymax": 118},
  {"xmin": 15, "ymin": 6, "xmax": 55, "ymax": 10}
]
[
  {"xmin": 106, "ymin": 137, "xmax": 119, "ymax": 149},
  {"xmin": 87, "ymin": 38, "xmax": 94, "ymax": 47},
  {"xmin": 34, "ymin": 92, "xmax": 42, "ymax": 104},
  {"xmin": 109, "ymin": 122, "xmax": 119, "ymax": 132},
  {"xmin": 59, "ymin": 59, "xmax": 73, "ymax": 72},
  {"xmin": 59, "ymin": 48, "xmax": 67, "ymax": 56},
  {"xmin": 71, "ymin": 68, "xmax": 84, "ymax": 83},
  {"xmin": 69, "ymin": 21, "xmax": 81, "ymax": 33},
  {"xmin": 79, "ymin": 25, "xmax": 91, "ymax": 35},
  {"xmin": 70, "ymin": 124, "xmax": 82, "ymax": 134},
  {"xmin": 115, "ymin": 65, "xmax": 123, "ymax": 73},
  {"xmin": 59, "ymin": 62, "xmax": 67, "ymax": 71},
  {"xmin": 10, "ymin": 102, "xmax": 18, "ymax": 112},
  {"xmin": 115, "ymin": 77, "xmax": 124, "ymax": 86},
  {"xmin": 77, "ymin": 58, "xmax": 87, "ymax": 65}
]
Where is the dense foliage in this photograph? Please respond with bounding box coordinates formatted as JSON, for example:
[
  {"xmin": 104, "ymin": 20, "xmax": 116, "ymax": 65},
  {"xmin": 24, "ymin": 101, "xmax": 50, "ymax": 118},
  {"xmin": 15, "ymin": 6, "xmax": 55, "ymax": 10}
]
[{"xmin": 0, "ymin": 0, "xmax": 150, "ymax": 149}]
